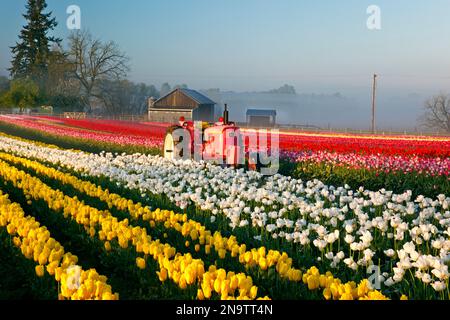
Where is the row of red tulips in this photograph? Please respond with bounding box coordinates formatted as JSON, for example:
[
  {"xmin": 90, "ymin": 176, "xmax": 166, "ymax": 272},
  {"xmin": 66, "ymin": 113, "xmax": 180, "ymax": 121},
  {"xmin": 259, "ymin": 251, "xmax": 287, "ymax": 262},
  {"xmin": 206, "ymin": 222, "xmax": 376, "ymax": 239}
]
[
  {"xmin": 36, "ymin": 115, "xmax": 169, "ymax": 138},
  {"xmin": 0, "ymin": 115, "xmax": 164, "ymax": 149},
  {"xmin": 277, "ymin": 132, "xmax": 450, "ymax": 158}
]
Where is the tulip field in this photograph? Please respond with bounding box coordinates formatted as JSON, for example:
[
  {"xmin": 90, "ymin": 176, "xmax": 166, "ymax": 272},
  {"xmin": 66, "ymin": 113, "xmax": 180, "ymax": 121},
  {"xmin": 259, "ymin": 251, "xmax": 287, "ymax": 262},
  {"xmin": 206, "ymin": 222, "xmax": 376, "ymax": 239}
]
[{"xmin": 0, "ymin": 115, "xmax": 449, "ymax": 300}]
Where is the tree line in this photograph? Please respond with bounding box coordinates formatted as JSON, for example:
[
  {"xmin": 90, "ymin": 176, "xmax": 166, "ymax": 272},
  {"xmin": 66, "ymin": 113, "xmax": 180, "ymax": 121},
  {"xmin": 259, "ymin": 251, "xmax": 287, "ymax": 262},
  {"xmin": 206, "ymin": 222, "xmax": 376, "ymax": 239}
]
[{"xmin": 0, "ymin": 0, "xmax": 185, "ymax": 115}]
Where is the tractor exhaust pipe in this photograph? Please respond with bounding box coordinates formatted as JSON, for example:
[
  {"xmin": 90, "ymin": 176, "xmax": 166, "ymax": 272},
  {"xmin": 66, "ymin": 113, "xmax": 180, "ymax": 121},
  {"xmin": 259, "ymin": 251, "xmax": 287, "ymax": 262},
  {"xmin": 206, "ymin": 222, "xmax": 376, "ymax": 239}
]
[{"xmin": 223, "ymin": 104, "xmax": 229, "ymax": 125}]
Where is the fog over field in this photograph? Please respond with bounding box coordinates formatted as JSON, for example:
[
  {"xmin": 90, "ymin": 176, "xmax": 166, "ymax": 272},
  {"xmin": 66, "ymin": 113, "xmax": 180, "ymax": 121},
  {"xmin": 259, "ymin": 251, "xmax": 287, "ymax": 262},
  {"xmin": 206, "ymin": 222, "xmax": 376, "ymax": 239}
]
[{"xmin": 201, "ymin": 90, "xmax": 429, "ymax": 131}]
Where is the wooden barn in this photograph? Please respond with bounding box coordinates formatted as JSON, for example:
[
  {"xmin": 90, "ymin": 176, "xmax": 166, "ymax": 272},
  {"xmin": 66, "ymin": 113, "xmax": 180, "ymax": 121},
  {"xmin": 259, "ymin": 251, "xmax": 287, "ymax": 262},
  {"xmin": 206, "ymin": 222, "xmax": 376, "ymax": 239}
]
[
  {"xmin": 148, "ymin": 88, "xmax": 216, "ymax": 123},
  {"xmin": 246, "ymin": 109, "xmax": 277, "ymax": 127}
]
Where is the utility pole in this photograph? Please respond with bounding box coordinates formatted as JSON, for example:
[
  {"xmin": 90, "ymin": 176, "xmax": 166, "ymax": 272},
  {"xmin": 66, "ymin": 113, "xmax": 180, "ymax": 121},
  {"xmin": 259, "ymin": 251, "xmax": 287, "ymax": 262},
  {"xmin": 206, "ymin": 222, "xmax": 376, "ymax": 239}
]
[{"xmin": 371, "ymin": 74, "xmax": 377, "ymax": 133}]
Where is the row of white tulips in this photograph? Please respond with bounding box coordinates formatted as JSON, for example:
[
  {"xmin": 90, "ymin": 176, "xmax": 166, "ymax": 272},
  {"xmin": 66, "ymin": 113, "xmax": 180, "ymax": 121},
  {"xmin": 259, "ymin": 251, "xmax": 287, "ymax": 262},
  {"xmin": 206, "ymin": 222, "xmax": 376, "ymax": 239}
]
[{"xmin": 0, "ymin": 134, "xmax": 448, "ymax": 295}]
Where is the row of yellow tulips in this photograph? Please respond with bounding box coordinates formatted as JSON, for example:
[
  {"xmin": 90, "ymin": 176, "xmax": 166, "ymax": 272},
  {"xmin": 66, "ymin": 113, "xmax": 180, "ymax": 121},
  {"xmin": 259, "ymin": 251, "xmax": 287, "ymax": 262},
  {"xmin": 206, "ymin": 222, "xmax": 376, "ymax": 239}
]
[
  {"xmin": 0, "ymin": 190, "xmax": 118, "ymax": 300},
  {"xmin": 0, "ymin": 151, "xmax": 392, "ymax": 300},
  {"xmin": 0, "ymin": 157, "xmax": 267, "ymax": 300}
]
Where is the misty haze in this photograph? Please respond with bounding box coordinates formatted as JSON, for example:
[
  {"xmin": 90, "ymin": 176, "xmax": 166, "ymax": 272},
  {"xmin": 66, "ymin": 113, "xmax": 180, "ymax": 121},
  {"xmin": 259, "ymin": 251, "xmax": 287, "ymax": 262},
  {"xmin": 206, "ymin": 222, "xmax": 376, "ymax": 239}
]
[{"xmin": 200, "ymin": 89, "xmax": 427, "ymax": 131}]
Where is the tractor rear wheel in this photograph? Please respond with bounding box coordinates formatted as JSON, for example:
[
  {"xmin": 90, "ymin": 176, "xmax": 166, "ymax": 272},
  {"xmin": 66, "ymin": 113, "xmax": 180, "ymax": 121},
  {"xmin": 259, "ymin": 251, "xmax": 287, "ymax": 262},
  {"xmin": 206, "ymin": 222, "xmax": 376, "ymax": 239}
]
[{"xmin": 163, "ymin": 126, "xmax": 191, "ymax": 161}]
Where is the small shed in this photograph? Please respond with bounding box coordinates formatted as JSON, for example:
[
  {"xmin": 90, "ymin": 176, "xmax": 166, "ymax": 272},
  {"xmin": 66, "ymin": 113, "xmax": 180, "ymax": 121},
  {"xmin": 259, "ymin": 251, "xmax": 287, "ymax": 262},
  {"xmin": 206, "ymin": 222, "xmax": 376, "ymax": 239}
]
[
  {"xmin": 246, "ymin": 109, "xmax": 277, "ymax": 127},
  {"xmin": 148, "ymin": 88, "xmax": 216, "ymax": 123}
]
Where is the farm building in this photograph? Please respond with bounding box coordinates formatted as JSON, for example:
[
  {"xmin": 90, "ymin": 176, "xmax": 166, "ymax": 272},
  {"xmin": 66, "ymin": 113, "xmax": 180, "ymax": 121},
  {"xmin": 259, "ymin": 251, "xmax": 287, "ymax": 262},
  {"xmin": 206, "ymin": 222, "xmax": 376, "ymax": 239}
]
[
  {"xmin": 148, "ymin": 88, "xmax": 216, "ymax": 123},
  {"xmin": 246, "ymin": 109, "xmax": 277, "ymax": 127}
]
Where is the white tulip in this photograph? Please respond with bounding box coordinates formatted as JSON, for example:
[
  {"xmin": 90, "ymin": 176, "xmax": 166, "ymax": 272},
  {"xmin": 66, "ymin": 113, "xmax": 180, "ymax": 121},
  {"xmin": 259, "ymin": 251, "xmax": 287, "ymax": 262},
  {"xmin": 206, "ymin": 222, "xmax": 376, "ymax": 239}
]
[
  {"xmin": 336, "ymin": 251, "xmax": 345, "ymax": 260},
  {"xmin": 431, "ymin": 281, "xmax": 447, "ymax": 292},
  {"xmin": 384, "ymin": 249, "xmax": 396, "ymax": 258},
  {"xmin": 421, "ymin": 273, "xmax": 432, "ymax": 284},
  {"xmin": 344, "ymin": 234, "xmax": 355, "ymax": 244}
]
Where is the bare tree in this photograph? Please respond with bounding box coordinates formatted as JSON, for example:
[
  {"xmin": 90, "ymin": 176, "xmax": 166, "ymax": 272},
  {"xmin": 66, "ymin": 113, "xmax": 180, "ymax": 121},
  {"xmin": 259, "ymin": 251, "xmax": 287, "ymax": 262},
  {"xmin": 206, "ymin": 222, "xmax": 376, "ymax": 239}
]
[
  {"xmin": 97, "ymin": 79, "xmax": 158, "ymax": 115},
  {"xmin": 420, "ymin": 94, "xmax": 450, "ymax": 133},
  {"xmin": 68, "ymin": 30, "xmax": 129, "ymax": 113}
]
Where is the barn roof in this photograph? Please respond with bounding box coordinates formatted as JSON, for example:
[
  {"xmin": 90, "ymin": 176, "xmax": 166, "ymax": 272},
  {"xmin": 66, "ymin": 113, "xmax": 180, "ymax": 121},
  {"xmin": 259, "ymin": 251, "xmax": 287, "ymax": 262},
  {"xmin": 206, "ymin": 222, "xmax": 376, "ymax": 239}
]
[
  {"xmin": 155, "ymin": 88, "xmax": 216, "ymax": 106},
  {"xmin": 179, "ymin": 89, "xmax": 216, "ymax": 105},
  {"xmin": 246, "ymin": 109, "xmax": 277, "ymax": 116}
]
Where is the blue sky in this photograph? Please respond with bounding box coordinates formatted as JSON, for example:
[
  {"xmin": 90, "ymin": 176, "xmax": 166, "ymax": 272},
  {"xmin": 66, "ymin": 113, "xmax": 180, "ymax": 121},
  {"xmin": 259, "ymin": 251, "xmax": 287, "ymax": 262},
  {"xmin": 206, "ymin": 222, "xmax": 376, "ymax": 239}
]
[{"xmin": 1, "ymin": 0, "xmax": 450, "ymax": 94}]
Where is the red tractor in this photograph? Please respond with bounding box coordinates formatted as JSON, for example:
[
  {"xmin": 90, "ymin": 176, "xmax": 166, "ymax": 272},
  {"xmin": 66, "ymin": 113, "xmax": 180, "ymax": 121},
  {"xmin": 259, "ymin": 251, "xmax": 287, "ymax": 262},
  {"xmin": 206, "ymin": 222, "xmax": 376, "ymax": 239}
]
[{"xmin": 163, "ymin": 105, "xmax": 265, "ymax": 170}]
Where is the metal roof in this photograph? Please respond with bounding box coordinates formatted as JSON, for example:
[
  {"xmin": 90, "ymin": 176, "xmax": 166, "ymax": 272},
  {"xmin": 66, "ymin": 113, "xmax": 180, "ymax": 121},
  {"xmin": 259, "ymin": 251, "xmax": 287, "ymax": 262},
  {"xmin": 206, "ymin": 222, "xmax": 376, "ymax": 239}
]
[
  {"xmin": 246, "ymin": 109, "xmax": 277, "ymax": 116},
  {"xmin": 155, "ymin": 88, "xmax": 216, "ymax": 106},
  {"xmin": 179, "ymin": 89, "xmax": 216, "ymax": 105}
]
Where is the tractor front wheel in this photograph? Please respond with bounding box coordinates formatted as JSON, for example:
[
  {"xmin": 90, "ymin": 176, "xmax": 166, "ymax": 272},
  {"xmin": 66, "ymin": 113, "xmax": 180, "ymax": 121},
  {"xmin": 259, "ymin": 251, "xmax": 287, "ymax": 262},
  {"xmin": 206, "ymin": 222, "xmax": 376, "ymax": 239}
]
[{"xmin": 247, "ymin": 152, "xmax": 262, "ymax": 172}]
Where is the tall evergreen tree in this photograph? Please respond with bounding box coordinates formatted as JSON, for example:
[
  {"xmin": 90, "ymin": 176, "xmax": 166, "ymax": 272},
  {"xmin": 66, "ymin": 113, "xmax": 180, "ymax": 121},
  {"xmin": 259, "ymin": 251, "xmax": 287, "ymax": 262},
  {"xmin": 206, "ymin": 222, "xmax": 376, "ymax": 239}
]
[{"xmin": 9, "ymin": 0, "xmax": 60, "ymax": 85}]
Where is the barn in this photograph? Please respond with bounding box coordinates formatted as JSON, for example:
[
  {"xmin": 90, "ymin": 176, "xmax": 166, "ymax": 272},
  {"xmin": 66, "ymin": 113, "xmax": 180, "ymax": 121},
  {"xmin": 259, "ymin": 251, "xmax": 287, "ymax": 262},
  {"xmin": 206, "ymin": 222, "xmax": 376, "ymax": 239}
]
[
  {"xmin": 148, "ymin": 88, "xmax": 216, "ymax": 123},
  {"xmin": 246, "ymin": 109, "xmax": 277, "ymax": 127}
]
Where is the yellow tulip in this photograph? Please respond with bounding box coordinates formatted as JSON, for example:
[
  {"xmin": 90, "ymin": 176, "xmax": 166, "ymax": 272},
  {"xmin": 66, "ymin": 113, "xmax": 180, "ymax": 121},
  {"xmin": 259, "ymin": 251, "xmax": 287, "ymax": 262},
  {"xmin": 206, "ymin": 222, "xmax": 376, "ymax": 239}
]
[
  {"xmin": 249, "ymin": 286, "xmax": 258, "ymax": 299},
  {"xmin": 136, "ymin": 257, "xmax": 146, "ymax": 270},
  {"xmin": 157, "ymin": 268, "xmax": 168, "ymax": 282},
  {"xmin": 35, "ymin": 265, "xmax": 45, "ymax": 277},
  {"xmin": 13, "ymin": 236, "xmax": 21, "ymax": 247},
  {"xmin": 230, "ymin": 276, "xmax": 239, "ymax": 291},
  {"xmin": 357, "ymin": 280, "xmax": 369, "ymax": 297},
  {"xmin": 172, "ymin": 271, "xmax": 181, "ymax": 284},
  {"xmin": 278, "ymin": 262, "xmax": 289, "ymax": 277},
  {"xmin": 213, "ymin": 278, "xmax": 222, "ymax": 294},
  {"xmin": 185, "ymin": 269, "xmax": 196, "ymax": 285},
  {"xmin": 307, "ymin": 275, "xmax": 320, "ymax": 290},
  {"xmin": 323, "ymin": 288, "xmax": 332, "ymax": 300},
  {"xmin": 319, "ymin": 275, "xmax": 327, "ymax": 288},
  {"xmin": 102, "ymin": 292, "xmax": 114, "ymax": 300},
  {"xmin": 244, "ymin": 251, "xmax": 252, "ymax": 264},
  {"xmin": 46, "ymin": 261, "xmax": 59, "ymax": 276},
  {"xmin": 218, "ymin": 249, "xmax": 226, "ymax": 259},
  {"xmin": 179, "ymin": 275, "xmax": 188, "ymax": 290},
  {"xmin": 258, "ymin": 257, "xmax": 268, "ymax": 271},
  {"xmin": 38, "ymin": 251, "xmax": 48, "ymax": 266},
  {"xmin": 258, "ymin": 247, "xmax": 266, "ymax": 257},
  {"xmin": 197, "ymin": 289, "xmax": 205, "ymax": 300},
  {"xmin": 190, "ymin": 229, "xmax": 198, "ymax": 241},
  {"xmin": 339, "ymin": 292, "xmax": 354, "ymax": 300},
  {"xmin": 221, "ymin": 280, "xmax": 230, "ymax": 296},
  {"xmin": 202, "ymin": 282, "xmax": 212, "ymax": 299}
]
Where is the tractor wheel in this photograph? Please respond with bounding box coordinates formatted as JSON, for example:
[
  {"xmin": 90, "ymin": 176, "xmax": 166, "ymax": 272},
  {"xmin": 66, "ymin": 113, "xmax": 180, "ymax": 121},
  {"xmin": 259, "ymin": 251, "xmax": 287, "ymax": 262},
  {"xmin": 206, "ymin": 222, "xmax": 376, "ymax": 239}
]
[{"xmin": 163, "ymin": 126, "xmax": 191, "ymax": 160}]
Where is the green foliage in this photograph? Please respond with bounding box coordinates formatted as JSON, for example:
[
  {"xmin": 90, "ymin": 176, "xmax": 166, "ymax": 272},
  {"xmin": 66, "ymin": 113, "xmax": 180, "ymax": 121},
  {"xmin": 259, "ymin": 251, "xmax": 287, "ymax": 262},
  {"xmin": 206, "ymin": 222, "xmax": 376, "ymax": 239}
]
[{"xmin": 0, "ymin": 78, "xmax": 41, "ymax": 110}]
